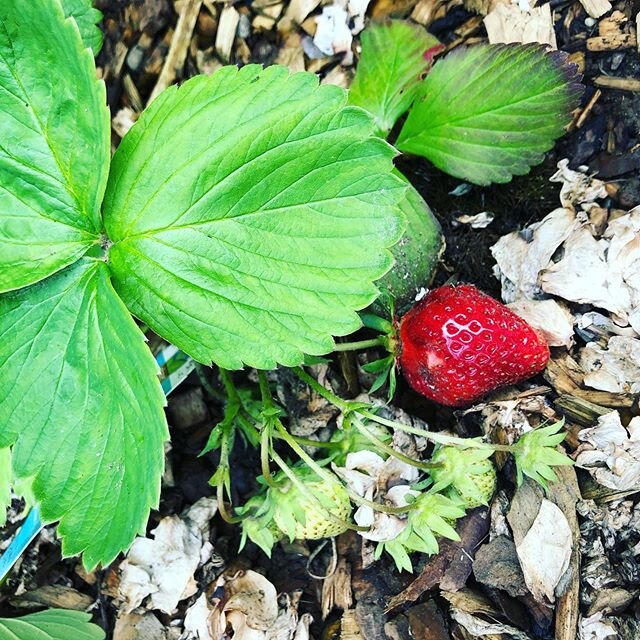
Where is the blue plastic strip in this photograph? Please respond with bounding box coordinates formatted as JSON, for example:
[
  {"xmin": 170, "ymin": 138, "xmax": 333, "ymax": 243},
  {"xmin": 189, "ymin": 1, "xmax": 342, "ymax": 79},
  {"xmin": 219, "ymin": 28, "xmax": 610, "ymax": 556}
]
[{"xmin": 0, "ymin": 506, "xmax": 42, "ymax": 583}]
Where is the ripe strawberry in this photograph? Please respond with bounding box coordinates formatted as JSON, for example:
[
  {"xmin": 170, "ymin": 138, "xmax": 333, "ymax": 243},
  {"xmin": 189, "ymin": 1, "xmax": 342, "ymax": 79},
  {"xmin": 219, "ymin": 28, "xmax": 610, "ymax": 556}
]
[
  {"xmin": 271, "ymin": 464, "xmax": 352, "ymax": 541},
  {"xmin": 430, "ymin": 446, "xmax": 496, "ymax": 508},
  {"xmin": 399, "ymin": 284, "xmax": 549, "ymax": 406}
]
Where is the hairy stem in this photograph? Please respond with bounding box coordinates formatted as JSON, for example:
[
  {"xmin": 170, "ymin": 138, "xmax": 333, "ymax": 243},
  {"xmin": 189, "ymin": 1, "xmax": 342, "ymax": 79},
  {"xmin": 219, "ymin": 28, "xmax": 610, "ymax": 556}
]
[
  {"xmin": 333, "ymin": 338, "xmax": 384, "ymax": 352},
  {"xmin": 350, "ymin": 416, "xmax": 438, "ymax": 471}
]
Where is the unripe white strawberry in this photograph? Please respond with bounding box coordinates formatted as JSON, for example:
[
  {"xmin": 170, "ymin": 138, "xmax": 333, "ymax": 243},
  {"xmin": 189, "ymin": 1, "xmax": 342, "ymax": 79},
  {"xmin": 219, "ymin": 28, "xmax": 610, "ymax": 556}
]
[{"xmin": 430, "ymin": 446, "xmax": 496, "ymax": 508}]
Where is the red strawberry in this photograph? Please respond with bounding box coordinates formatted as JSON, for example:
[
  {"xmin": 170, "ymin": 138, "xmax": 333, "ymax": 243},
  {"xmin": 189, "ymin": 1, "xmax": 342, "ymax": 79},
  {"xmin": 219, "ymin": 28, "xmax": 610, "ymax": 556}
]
[{"xmin": 398, "ymin": 284, "xmax": 549, "ymax": 407}]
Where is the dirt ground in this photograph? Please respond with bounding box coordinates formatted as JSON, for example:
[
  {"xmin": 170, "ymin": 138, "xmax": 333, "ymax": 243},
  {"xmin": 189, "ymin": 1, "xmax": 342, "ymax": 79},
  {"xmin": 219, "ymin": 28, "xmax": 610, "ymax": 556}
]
[{"xmin": 2, "ymin": 1, "xmax": 640, "ymax": 639}]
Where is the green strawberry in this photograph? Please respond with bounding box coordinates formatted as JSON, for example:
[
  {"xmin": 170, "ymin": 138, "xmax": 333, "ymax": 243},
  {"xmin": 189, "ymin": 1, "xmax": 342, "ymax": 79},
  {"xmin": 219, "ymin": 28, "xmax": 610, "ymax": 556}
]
[
  {"xmin": 430, "ymin": 446, "xmax": 496, "ymax": 508},
  {"xmin": 271, "ymin": 463, "xmax": 352, "ymax": 541}
]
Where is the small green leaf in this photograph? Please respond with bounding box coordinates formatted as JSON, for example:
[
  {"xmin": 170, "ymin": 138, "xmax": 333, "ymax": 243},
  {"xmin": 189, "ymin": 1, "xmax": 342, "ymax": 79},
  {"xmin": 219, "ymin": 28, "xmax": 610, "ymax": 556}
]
[
  {"xmin": 349, "ymin": 20, "xmax": 442, "ymax": 136},
  {"xmin": 0, "ymin": 0, "xmax": 110, "ymax": 293},
  {"xmin": 61, "ymin": 0, "xmax": 103, "ymax": 54},
  {"xmin": 396, "ymin": 44, "xmax": 583, "ymax": 185},
  {"xmin": 103, "ymin": 65, "xmax": 405, "ymax": 370},
  {"xmin": 0, "ymin": 610, "xmax": 104, "ymax": 640},
  {"xmin": 0, "ymin": 259, "xmax": 168, "ymax": 568}
]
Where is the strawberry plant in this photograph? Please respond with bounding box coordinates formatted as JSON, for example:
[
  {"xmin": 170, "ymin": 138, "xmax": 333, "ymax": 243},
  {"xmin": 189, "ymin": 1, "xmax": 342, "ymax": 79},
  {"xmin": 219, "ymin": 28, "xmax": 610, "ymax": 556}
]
[{"xmin": 0, "ymin": 1, "xmax": 580, "ymax": 578}]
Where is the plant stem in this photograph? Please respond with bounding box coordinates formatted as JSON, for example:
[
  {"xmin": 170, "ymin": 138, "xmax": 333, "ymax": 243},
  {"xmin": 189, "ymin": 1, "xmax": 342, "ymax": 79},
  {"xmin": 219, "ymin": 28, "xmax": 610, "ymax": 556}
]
[
  {"xmin": 359, "ymin": 409, "xmax": 488, "ymax": 448},
  {"xmin": 360, "ymin": 313, "xmax": 393, "ymax": 334},
  {"xmin": 294, "ymin": 366, "xmax": 513, "ymax": 454},
  {"xmin": 260, "ymin": 421, "xmax": 278, "ymax": 489},
  {"xmin": 350, "ymin": 416, "xmax": 438, "ymax": 471},
  {"xmin": 292, "ymin": 367, "xmax": 350, "ymax": 412},
  {"xmin": 333, "ymin": 338, "xmax": 384, "ymax": 352}
]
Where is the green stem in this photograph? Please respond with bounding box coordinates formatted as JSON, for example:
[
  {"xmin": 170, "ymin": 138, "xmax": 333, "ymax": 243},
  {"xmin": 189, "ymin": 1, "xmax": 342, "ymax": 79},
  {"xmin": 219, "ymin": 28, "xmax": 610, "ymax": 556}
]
[
  {"xmin": 216, "ymin": 481, "xmax": 241, "ymax": 524},
  {"xmin": 194, "ymin": 363, "xmax": 225, "ymax": 402},
  {"xmin": 333, "ymin": 338, "xmax": 384, "ymax": 352},
  {"xmin": 359, "ymin": 409, "xmax": 512, "ymax": 452},
  {"xmin": 360, "ymin": 313, "xmax": 393, "ymax": 334},
  {"xmin": 292, "ymin": 367, "xmax": 350, "ymax": 412},
  {"xmin": 260, "ymin": 421, "xmax": 278, "ymax": 489},
  {"xmin": 351, "ymin": 416, "xmax": 438, "ymax": 471}
]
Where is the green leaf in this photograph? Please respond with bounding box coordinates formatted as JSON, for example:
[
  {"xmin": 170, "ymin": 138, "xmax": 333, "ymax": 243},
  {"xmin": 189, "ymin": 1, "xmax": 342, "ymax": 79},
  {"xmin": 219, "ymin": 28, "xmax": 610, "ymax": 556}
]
[
  {"xmin": 0, "ymin": 447, "xmax": 11, "ymax": 527},
  {"xmin": 0, "ymin": 259, "xmax": 168, "ymax": 568},
  {"xmin": 0, "ymin": 0, "xmax": 110, "ymax": 293},
  {"xmin": 103, "ymin": 65, "xmax": 405, "ymax": 369},
  {"xmin": 349, "ymin": 20, "xmax": 442, "ymax": 136},
  {"xmin": 396, "ymin": 44, "xmax": 583, "ymax": 185},
  {"xmin": 0, "ymin": 610, "xmax": 104, "ymax": 640},
  {"xmin": 372, "ymin": 171, "xmax": 443, "ymax": 315},
  {"xmin": 61, "ymin": 0, "xmax": 104, "ymax": 54}
]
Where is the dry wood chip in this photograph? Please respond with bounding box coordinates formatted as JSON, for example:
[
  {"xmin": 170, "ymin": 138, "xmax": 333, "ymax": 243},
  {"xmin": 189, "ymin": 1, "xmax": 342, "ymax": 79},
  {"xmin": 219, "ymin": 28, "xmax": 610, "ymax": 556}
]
[
  {"xmin": 285, "ymin": 0, "xmax": 322, "ymax": 24},
  {"xmin": 587, "ymin": 34, "xmax": 636, "ymax": 51},
  {"xmin": 10, "ymin": 585, "xmax": 94, "ymax": 612},
  {"xmin": 275, "ymin": 32, "xmax": 306, "ymax": 71},
  {"xmin": 410, "ymin": 0, "xmax": 446, "ymax": 26},
  {"xmin": 594, "ymin": 76, "xmax": 640, "ymax": 92},
  {"xmin": 579, "ymin": 0, "xmax": 612, "ymax": 19},
  {"xmin": 321, "ymin": 65, "xmax": 352, "ymax": 88},
  {"xmin": 463, "ymin": 0, "xmax": 507, "ymax": 16},
  {"xmin": 149, "ymin": 0, "xmax": 202, "ymax": 103},
  {"xmin": 484, "ymin": 1, "xmax": 556, "ymax": 48},
  {"xmin": 113, "ymin": 612, "xmax": 168, "ymax": 640},
  {"xmin": 215, "ymin": 5, "xmax": 240, "ymax": 62}
]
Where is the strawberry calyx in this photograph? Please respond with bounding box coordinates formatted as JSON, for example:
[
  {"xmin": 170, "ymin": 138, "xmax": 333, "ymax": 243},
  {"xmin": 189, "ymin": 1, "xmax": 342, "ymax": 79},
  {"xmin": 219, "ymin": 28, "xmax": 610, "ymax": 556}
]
[
  {"xmin": 237, "ymin": 493, "xmax": 282, "ymax": 557},
  {"xmin": 430, "ymin": 445, "xmax": 497, "ymax": 508},
  {"xmin": 512, "ymin": 419, "xmax": 573, "ymax": 489},
  {"xmin": 375, "ymin": 491, "xmax": 465, "ymax": 572}
]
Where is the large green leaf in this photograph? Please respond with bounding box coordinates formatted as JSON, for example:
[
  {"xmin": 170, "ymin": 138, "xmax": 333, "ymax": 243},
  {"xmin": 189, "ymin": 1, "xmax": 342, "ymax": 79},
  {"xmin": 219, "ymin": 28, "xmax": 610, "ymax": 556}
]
[
  {"xmin": 0, "ymin": 610, "xmax": 104, "ymax": 640},
  {"xmin": 61, "ymin": 0, "xmax": 104, "ymax": 54},
  {"xmin": 103, "ymin": 64, "xmax": 405, "ymax": 370},
  {"xmin": 0, "ymin": 259, "xmax": 168, "ymax": 568},
  {"xmin": 396, "ymin": 44, "xmax": 583, "ymax": 185},
  {"xmin": 0, "ymin": 0, "xmax": 110, "ymax": 293},
  {"xmin": 349, "ymin": 20, "xmax": 441, "ymax": 136}
]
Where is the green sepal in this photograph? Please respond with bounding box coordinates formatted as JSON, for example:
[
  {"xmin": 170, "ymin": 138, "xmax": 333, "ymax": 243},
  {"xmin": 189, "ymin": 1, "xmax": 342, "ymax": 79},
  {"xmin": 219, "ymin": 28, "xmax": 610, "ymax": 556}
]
[{"xmin": 513, "ymin": 420, "xmax": 573, "ymax": 490}]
